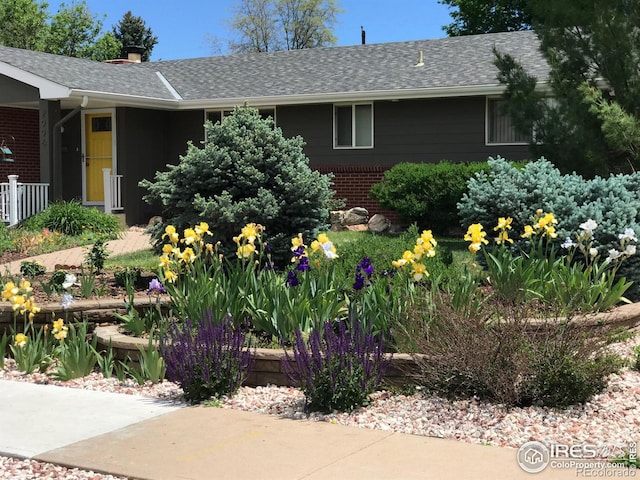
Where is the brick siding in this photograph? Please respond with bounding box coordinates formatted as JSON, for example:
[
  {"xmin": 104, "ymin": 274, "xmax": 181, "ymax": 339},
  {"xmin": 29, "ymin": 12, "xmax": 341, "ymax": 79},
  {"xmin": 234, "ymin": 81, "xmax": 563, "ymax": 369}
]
[
  {"xmin": 0, "ymin": 107, "xmax": 40, "ymax": 182},
  {"xmin": 314, "ymin": 165, "xmax": 399, "ymax": 223}
]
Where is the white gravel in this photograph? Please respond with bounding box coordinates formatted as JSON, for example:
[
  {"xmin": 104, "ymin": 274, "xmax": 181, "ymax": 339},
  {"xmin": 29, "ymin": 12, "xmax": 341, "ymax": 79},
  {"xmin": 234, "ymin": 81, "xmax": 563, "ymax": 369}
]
[{"xmin": 0, "ymin": 330, "xmax": 639, "ymax": 479}]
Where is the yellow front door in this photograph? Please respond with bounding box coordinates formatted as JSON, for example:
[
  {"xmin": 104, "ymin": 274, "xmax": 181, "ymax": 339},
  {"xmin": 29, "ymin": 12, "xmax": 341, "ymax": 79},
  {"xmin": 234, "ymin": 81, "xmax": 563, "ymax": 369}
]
[{"xmin": 85, "ymin": 113, "xmax": 113, "ymax": 202}]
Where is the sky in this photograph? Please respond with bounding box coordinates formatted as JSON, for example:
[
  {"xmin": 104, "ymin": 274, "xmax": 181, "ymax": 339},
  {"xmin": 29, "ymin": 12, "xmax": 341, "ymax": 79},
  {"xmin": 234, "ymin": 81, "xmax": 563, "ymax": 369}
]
[{"xmin": 45, "ymin": 0, "xmax": 454, "ymax": 61}]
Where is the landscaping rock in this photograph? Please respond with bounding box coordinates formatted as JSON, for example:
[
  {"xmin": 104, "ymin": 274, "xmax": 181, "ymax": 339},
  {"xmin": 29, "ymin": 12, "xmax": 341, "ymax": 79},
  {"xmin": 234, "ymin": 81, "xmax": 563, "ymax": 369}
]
[
  {"xmin": 329, "ymin": 210, "xmax": 346, "ymax": 231},
  {"xmin": 368, "ymin": 213, "xmax": 391, "ymax": 233},
  {"xmin": 342, "ymin": 207, "xmax": 369, "ymax": 226},
  {"xmin": 346, "ymin": 224, "xmax": 369, "ymax": 232}
]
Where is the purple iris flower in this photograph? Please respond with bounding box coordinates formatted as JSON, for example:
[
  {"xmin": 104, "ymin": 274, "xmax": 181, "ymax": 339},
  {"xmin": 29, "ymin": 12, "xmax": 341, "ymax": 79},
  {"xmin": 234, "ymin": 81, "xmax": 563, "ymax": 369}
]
[
  {"xmin": 286, "ymin": 270, "xmax": 300, "ymax": 287},
  {"xmin": 295, "ymin": 255, "xmax": 310, "ymax": 272},
  {"xmin": 358, "ymin": 257, "xmax": 374, "ymax": 277},
  {"xmin": 148, "ymin": 278, "xmax": 167, "ymax": 295},
  {"xmin": 353, "ymin": 272, "xmax": 365, "ymax": 291},
  {"xmin": 292, "ymin": 246, "xmax": 306, "ymax": 258}
]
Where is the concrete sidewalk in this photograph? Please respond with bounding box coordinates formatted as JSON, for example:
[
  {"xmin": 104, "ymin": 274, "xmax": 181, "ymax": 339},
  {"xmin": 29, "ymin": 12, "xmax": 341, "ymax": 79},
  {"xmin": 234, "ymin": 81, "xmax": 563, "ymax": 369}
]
[
  {"xmin": 1, "ymin": 227, "xmax": 152, "ymax": 275},
  {"xmin": 0, "ymin": 379, "xmax": 579, "ymax": 480}
]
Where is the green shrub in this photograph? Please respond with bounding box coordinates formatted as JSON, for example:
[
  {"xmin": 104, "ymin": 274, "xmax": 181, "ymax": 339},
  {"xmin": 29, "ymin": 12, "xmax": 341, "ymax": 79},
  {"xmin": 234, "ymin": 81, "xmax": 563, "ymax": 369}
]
[
  {"xmin": 23, "ymin": 200, "xmax": 121, "ymax": 237},
  {"xmin": 458, "ymin": 157, "xmax": 640, "ymax": 299},
  {"xmin": 140, "ymin": 106, "xmax": 335, "ymax": 266},
  {"xmin": 19, "ymin": 261, "xmax": 46, "ymax": 277},
  {"xmin": 114, "ymin": 267, "xmax": 142, "ymax": 288},
  {"xmin": 370, "ymin": 161, "xmax": 492, "ymax": 234},
  {"xmin": 398, "ymin": 291, "xmax": 625, "ymax": 408},
  {"xmin": 85, "ymin": 238, "xmax": 109, "ymax": 273}
]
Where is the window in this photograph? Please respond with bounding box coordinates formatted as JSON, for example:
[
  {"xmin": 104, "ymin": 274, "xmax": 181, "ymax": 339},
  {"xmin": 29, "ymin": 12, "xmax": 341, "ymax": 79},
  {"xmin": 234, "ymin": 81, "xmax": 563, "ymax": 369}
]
[
  {"xmin": 486, "ymin": 98, "xmax": 531, "ymax": 145},
  {"xmin": 205, "ymin": 108, "xmax": 276, "ymax": 126},
  {"xmin": 334, "ymin": 103, "xmax": 373, "ymax": 148},
  {"xmin": 91, "ymin": 116, "xmax": 111, "ymax": 132}
]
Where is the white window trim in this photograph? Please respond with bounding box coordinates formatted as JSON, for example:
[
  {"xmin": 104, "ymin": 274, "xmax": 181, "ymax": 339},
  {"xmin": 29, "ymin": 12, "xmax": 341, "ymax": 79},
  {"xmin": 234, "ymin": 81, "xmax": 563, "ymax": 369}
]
[
  {"xmin": 333, "ymin": 103, "xmax": 374, "ymax": 149},
  {"xmin": 485, "ymin": 97, "xmax": 530, "ymax": 146}
]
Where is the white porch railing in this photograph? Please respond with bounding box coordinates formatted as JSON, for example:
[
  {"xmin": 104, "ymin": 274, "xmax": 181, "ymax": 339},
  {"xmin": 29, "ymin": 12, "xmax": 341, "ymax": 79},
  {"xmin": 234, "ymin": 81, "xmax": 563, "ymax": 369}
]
[
  {"xmin": 0, "ymin": 175, "xmax": 49, "ymax": 226},
  {"xmin": 102, "ymin": 168, "xmax": 123, "ymax": 214}
]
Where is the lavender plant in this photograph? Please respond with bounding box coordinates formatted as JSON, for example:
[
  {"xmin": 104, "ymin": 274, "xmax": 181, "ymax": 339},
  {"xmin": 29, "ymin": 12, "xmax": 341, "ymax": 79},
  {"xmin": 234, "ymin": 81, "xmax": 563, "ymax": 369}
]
[
  {"xmin": 283, "ymin": 319, "xmax": 390, "ymax": 413},
  {"xmin": 161, "ymin": 314, "xmax": 251, "ymax": 404}
]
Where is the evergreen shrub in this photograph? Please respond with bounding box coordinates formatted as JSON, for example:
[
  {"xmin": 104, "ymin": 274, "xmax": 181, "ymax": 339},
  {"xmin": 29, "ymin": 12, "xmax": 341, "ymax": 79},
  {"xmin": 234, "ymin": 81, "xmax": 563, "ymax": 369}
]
[
  {"xmin": 369, "ymin": 161, "xmax": 491, "ymax": 233},
  {"xmin": 140, "ymin": 106, "xmax": 335, "ymax": 266},
  {"xmin": 458, "ymin": 157, "xmax": 640, "ymax": 299}
]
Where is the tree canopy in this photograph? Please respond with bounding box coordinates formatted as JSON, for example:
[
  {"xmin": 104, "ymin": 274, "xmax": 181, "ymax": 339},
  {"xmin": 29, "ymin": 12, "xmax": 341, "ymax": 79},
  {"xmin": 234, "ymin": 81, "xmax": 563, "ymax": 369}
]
[
  {"xmin": 494, "ymin": 0, "xmax": 640, "ymax": 176},
  {"xmin": 0, "ymin": 0, "xmax": 49, "ymax": 50},
  {"xmin": 440, "ymin": 0, "xmax": 531, "ymax": 36},
  {"xmin": 46, "ymin": 1, "xmax": 119, "ymax": 59},
  {"xmin": 0, "ymin": 0, "xmax": 157, "ymax": 62},
  {"xmin": 228, "ymin": 0, "xmax": 341, "ymax": 53},
  {"xmin": 112, "ymin": 11, "xmax": 158, "ymax": 61}
]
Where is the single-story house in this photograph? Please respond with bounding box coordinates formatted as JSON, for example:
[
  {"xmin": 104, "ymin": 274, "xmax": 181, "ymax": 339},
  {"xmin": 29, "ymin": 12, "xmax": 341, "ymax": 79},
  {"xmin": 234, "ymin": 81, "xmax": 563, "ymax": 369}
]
[{"xmin": 0, "ymin": 30, "xmax": 548, "ymax": 226}]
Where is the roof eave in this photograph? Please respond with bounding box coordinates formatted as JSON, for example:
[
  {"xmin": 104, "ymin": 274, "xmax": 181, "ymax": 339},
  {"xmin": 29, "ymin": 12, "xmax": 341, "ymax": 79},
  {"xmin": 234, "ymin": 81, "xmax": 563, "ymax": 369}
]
[
  {"xmin": 0, "ymin": 62, "xmax": 70, "ymax": 99},
  {"xmin": 176, "ymin": 82, "xmax": 552, "ymax": 109},
  {"xmin": 69, "ymin": 89, "xmax": 180, "ymax": 109}
]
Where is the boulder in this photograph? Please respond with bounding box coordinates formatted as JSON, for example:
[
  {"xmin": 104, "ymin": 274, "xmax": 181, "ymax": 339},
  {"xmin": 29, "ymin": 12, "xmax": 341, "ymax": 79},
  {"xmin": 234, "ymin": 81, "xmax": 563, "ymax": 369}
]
[
  {"xmin": 368, "ymin": 214, "xmax": 391, "ymax": 233},
  {"xmin": 342, "ymin": 207, "xmax": 369, "ymax": 226}
]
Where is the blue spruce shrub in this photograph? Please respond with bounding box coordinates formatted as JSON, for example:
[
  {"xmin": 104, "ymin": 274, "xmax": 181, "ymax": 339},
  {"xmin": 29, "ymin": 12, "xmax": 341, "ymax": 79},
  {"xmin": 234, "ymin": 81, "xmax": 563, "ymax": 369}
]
[
  {"xmin": 458, "ymin": 157, "xmax": 640, "ymax": 299},
  {"xmin": 140, "ymin": 105, "xmax": 335, "ymax": 266}
]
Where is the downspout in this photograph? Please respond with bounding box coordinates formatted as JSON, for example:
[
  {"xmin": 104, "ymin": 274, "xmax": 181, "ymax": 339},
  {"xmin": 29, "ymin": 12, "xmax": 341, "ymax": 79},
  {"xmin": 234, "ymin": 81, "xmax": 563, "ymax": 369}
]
[{"xmin": 51, "ymin": 95, "xmax": 88, "ymax": 200}]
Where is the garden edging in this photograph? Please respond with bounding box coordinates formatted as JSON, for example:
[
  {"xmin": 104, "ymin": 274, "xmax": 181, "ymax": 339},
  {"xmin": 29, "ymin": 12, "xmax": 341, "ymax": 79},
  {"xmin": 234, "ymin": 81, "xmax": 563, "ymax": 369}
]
[
  {"xmin": 0, "ymin": 295, "xmax": 171, "ymax": 333},
  {"xmin": 94, "ymin": 324, "xmax": 417, "ymax": 387}
]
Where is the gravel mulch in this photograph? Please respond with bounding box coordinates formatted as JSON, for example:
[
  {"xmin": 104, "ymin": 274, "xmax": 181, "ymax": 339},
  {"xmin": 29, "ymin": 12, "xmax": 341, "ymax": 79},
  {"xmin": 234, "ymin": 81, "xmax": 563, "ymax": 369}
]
[{"xmin": 0, "ymin": 329, "xmax": 638, "ymax": 479}]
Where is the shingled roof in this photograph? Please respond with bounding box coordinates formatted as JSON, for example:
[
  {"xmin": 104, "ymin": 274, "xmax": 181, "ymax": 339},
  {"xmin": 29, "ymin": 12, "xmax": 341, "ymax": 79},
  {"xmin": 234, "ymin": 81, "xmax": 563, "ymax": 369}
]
[{"xmin": 0, "ymin": 30, "xmax": 548, "ymax": 108}]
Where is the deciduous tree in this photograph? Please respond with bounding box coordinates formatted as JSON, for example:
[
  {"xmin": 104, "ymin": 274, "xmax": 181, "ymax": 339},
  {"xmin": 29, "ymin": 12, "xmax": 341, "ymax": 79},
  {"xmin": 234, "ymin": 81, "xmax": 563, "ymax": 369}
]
[
  {"xmin": 228, "ymin": 0, "xmax": 340, "ymax": 53},
  {"xmin": 46, "ymin": 1, "xmax": 119, "ymax": 60},
  {"xmin": 440, "ymin": 0, "xmax": 531, "ymax": 36},
  {"xmin": 0, "ymin": 0, "xmax": 48, "ymax": 50}
]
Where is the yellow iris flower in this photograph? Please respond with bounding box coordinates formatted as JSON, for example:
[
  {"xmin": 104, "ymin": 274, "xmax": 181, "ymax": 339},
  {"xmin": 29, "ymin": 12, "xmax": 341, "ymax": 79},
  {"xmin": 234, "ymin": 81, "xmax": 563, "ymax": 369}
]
[{"xmin": 14, "ymin": 333, "xmax": 27, "ymax": 347}]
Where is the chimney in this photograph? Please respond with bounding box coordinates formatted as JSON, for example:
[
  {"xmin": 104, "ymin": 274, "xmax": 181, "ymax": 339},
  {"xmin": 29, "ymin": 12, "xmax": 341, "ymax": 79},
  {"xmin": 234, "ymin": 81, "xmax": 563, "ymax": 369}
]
[
  {"xmin": 123, "ymin": 45, "xmax": 145, "ymax": 63},
  {"xmin": 361, "ymin": 26, "xmax": 366, "ymax": 45}
]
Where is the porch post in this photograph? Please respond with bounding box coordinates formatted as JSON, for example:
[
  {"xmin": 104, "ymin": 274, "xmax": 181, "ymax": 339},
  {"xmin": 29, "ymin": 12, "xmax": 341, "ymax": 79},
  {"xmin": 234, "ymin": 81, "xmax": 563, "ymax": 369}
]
[
  {"xmin": 39, "ymin": 100, "xmax": 60, "ymax": 198},
  {"xmin": 8, "ymin": 175, "xmax": 18, "ymax": 226},
  {"xmin": 103, "ymin": 168, "xmax": 112, "ymax": 214}
]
